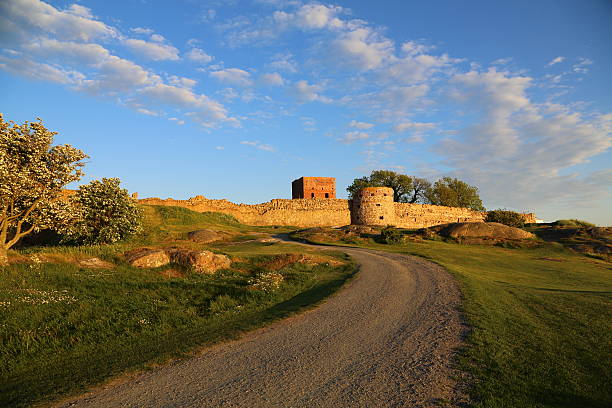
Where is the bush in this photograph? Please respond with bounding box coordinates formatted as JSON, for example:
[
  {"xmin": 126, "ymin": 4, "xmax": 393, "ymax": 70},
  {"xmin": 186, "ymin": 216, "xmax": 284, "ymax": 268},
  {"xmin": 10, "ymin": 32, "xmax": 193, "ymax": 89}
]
[
  {"xmin": 553, "ymin": 219, "xmax": 596, "ymax": 228},
  {"xmin": 64, "ymin": 178, "xmax": 143, "ymax": 244},
  {"xmin": 380, "ymin": 226, "xmax": 404, "ymax": 244},
  {"xmin": 486, "ymin": 209, "xmax": 525, "ymax": 228}
]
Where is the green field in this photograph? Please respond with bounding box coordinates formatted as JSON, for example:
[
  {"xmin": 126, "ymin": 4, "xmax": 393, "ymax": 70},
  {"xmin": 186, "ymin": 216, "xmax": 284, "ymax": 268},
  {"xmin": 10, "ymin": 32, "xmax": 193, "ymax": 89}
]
[
  {"xmin": 0, "ymin": 206, "xmax": 355, "ymax": 408},
  {"xmin": 294, "ymin": 230, "xmax": 612, "ymax": 408}
]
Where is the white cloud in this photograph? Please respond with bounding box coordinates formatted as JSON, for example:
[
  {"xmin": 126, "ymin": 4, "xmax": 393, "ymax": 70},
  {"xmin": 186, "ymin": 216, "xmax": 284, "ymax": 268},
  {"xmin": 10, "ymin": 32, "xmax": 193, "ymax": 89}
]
[
  {"xmin": 140, "ymin": 83, "xmax": 238, "ymax": 128},
  {"xmin": 401, "ymin": 41, "xmax": 433, "ymax": 56},
  {"xmin": 123, "ymin": 38, "xmax": 180, "ymax": 61},
  {"xmin": 334, "ymin": 28, "xmax": 394, "ymax": 70},
  {"xmin": 267, "ymin": 52, "xmax": 298, "ymax": 73},
  {"xmin": 185, "ymin": 47, "xmax": 213, "ymax": 63},
  {"xmin": 168, "ymin": 75, "xmax": 197, "ymax": 89},
  {"xmin": 345, "ymin": 84, "xmax": 430, "ymax": 120},
  {"xmin": 80, "ymin": 55, "xmax": 159, "ymax": 94},
  {"xmin": 349, "ymin": 120, "xmax": 374, "ymax": 129},
  {"xmin": 437, "ymin": 68, "xmax": 612, "ymax": 209},
  {"xmin": 65, "ymin": 4, "xmax": 93, "ymax": 19},
  {"xmin": 0, "ymin": 0, "xmax": 117, "ymax": 42},
  {"xmin": 0, "ymin": 54, "xmax": 84, "ymax": 85},
  {"xmin": 23, "ymin": 38, "xmax": 110, "ymax": 64},
  {"xmin": 210, "ymin": 68, "xmax": 253, "ymax": 87},
  {"xmin": 383, "ymin": 52, "xmax": 454, "ymax": 84},
  {"xmin": 150, "ymin": 33, "xmax": 165, "ymax": 42},
  {"xmin": 293, "ymin": 4, "xmax": 344, "ymax": 30},
  {"xmin": 339, "ymin": 131, "xmax": 370, "ymax": 144},
  {"xmin": 168, "ymin": 117, "xmax": 185, "ymax": 125},
  {"xmin": 393, "ymin": 121, "xmax": 436, "ymax": 133},
  {"xmin": 291, "ymin": 80, "xmax": 331, "ymax": 103},
  {"xmin": 260, "ymin": 72, "xmax": 284, "ymax": 86},
  {"xmin": 241, "ymin": 140, "xmax": 276, "ymax": 152},
  {"xmin": 572, "ymin": 57, "xmax": 593, "ymax": 74},
  {"xmin": 547, "ymin": 56, "xmax": 565, "ymax": 66},
  {"xmin": 131, "ymin": 27, "xmax": 153, "ymax": 35}
]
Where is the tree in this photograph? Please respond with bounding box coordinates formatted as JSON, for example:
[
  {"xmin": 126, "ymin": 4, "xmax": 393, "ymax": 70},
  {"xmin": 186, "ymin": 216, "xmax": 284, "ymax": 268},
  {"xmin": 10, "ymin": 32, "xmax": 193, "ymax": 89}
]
[
  {"xmin": 347, "ymin": 170, "xmax": 414, "ymax": 202},
  {"xmin": 425, "ymin": 177, "xmax": 485, "ymax": 211},
  {"xmin": 63, "ymin": 178, "xmax": 143, "ymax": 245},
  {"xmin": 406, "ymin": 177, "xmax": 432, "ymax": 204},
  {"xmin": 0, "ymin": 115, "xmax": 87, "ymax": 265}
]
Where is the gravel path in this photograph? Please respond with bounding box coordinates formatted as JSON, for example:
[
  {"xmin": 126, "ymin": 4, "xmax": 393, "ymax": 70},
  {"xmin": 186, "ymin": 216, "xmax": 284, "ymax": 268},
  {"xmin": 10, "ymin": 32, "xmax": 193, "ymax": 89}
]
[{"xmin": 58, "ymin": 246, "xmax": 468, "ymax": 408}]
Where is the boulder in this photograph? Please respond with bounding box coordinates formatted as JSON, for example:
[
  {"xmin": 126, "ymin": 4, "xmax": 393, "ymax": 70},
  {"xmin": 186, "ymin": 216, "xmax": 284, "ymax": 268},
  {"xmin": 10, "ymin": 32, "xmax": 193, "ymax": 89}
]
[
  {"xmin": 438, "ymin": 222, "xmax": 534, "ymax": 240},
  {"xmin": 78, "ymin": 257, "xmax": 114, "ymax": 269},
  {"xmin": 124, "ymin": 248, "xmax": 170, "ymax": 268},
  {"xmin": 168, "ymin": 248, "xmax": 231, "ymax": 273},
  {"xmin": 187, "ymin": 229, "xmax": 223, "ymax": 243},
  {"xmin": 257, "ymin": 238, "xmax": 280, "ymax": 243}
]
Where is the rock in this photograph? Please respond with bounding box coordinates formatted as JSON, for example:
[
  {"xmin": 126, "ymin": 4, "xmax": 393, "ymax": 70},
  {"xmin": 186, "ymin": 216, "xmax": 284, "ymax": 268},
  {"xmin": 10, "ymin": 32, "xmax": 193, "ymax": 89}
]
[
  {"xmin": 438, "ymin": 222, "xmax": 534, "ymax": 240},
  {"xmin": 187, "ymin": 229, "xmax": 223, "ymax": 243},
  {"xmin": 78, "ymin": 257, "xmax": 114, "ymax": 269},
  {"xmin": 124, "ymin": 248, "xmax": 170, "ymax": 268},
  {"xmin": 168, "ymin": 248, "xmax": 231, "ymax": 273},
  {"xmin": 257, "ymin": 238, "xmax": 280, "ymax": 243}
]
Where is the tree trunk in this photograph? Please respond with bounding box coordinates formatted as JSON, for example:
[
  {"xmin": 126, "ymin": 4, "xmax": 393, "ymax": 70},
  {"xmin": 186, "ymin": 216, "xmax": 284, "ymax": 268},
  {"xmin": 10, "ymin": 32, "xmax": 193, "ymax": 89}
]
[{"xmin": 0, "ymin": 247, "xmax": 8, "ymax": 266}]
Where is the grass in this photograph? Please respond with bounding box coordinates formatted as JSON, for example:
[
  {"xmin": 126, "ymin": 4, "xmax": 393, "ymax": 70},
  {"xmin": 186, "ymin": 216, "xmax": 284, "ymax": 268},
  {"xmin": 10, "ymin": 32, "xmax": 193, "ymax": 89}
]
[
  {"xmin": 0, "ymin": 206, "xmax": 355, "ymax": 408},
  {"xmin": 293, "ymin": 230, "xmax": 612, "ymax": 408}
]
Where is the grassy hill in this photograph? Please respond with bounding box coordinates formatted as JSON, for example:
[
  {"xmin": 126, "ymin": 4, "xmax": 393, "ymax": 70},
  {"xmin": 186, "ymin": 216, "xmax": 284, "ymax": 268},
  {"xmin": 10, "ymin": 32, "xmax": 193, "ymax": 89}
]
[
  {"xmin": 0, "ymin": 206, "xmax": 355, "ymax": 408},
  {"xmin": 293, "ymin": 227, "xmax": 612, "ymax": 408}
]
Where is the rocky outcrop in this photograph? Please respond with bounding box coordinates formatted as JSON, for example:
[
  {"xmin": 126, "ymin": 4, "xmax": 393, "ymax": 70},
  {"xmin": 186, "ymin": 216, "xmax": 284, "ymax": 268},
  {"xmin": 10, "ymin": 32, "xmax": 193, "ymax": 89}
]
[
  {"xmin": 167, "ymin": 248, "xmax": 231, "ymax": 273},
  {"xmin": 187, "ymin": 229, "xmax": 224, "ymax": 243},
  {"xmin": 124, "ymin": 248, "xmax": 170, "ymax": 268},
  {"xmin": 78, "ymin": 257, "xmax": 114, "ymax": 269},
  {"xmin": 434, "ymin": 222, "xmax": 534, "ymax": 240}
]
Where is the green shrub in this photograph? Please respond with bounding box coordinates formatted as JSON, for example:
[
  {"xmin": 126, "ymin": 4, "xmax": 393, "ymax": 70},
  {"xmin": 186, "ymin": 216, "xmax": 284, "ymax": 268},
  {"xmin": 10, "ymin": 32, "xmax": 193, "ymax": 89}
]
[
  {"xmin": 553, "ymin": 219, "xmax": 596, "ymax": 228},
  {"xmin": 63, "ymin": 178, "xmax": 143, "ymax": 244},
  {"xmin": 380, "ymin": 226, "xmax": 404, "ymax": 244},
  {"xmin": 486, "ymin": 209, "xmax": 525, "ymax": 228}
]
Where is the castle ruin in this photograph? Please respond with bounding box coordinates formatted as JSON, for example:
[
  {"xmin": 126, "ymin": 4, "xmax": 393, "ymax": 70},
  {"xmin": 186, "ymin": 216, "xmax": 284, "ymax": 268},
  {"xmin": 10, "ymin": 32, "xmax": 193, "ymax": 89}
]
[
  {"xmin": 138, "ymin": 178, "xmax": 536, "ymax": 229},
  {"xmin": 292, "ymin": 177, "xmax": 336, "ymax": 199}
]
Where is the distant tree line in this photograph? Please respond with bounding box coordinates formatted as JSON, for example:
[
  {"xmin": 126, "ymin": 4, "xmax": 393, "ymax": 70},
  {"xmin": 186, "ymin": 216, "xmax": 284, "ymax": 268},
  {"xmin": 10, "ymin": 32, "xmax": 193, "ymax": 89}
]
[{"xmin": 347, "ymin": 170, "xmax": 485, "ymax": 211}]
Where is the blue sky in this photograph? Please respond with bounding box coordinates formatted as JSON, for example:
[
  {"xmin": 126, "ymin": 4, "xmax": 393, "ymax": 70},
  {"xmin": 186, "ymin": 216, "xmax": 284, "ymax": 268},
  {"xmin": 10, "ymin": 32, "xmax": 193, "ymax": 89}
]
[{"xmin": 1, "ymin": 0, "xmax": 611, "ymax": 224}]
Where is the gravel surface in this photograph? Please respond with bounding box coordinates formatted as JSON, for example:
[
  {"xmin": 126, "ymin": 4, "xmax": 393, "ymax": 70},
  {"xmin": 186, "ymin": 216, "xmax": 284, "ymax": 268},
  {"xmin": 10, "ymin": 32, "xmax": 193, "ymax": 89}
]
[{"xmin": 57, "ymin": 246, "xmax": 469, "ymax": 408}]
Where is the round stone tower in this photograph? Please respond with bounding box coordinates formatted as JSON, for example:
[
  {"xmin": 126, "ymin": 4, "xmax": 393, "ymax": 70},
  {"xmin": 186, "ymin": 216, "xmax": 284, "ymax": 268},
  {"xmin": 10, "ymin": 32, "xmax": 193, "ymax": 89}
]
[{"xmin": 351, "ymin": 187, "xmax": 396, "ymax": 226}]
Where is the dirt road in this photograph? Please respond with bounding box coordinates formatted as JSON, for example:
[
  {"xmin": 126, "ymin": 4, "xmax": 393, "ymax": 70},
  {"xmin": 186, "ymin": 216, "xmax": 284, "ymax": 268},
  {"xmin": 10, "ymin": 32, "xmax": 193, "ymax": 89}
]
[{"xmin": 58, "ymin": 247, "xmax": 468, "ymax": 408}]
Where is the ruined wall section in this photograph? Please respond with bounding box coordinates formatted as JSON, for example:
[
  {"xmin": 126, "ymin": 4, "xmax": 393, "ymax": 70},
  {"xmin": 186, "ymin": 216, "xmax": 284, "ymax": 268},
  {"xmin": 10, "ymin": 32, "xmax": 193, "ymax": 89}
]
[
  {"xmin": 394, "ymin": 203, "xmax": 486, "ymax": 228},
  {"xmin": 139, "ymin": 194, "xmax": 534, "ymax": 229},
  {"xmin": 139, "ymin": 195, "xmax": 351, "ymax": 227}
]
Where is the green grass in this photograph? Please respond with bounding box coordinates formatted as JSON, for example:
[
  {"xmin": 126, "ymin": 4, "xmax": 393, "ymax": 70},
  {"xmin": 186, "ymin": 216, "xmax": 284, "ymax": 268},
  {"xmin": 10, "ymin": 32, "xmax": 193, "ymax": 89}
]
[
  {"xmin": 0, "ymin": 207, "xmax": 354, "ymax": 408},
  {"xmin": 293, "ymin": 231, "xmax": 612, "ymax": 408},
  {"xmin": 552, "ymin": 219, "xmax": 597, "ymax": 228}
]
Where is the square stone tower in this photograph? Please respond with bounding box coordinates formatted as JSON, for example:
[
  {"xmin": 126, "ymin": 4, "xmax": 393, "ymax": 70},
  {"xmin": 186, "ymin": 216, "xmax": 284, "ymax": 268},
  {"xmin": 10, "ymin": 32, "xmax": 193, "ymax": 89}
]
[{"xmin": 292, "ymin": 177, "xmax": 336, "ymax": 199}]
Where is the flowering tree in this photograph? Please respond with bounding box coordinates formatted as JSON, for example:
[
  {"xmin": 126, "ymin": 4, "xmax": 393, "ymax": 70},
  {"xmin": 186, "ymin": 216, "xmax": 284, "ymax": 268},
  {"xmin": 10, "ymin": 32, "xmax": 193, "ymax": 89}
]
[
  {"xmin": 64, "ymin": 178, "xmax": 143, "ymax": 245},
  {"xmin": 0, "ymin": 114, "xmax": 87, "ymax": 265}
]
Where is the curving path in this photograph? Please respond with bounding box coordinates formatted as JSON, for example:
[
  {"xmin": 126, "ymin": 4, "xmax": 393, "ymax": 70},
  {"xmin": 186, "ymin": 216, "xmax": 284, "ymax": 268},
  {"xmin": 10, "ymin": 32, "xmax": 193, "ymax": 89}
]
[{"xmin": 58, "ymin": 246, "xmax": 468, "ymax": 408}]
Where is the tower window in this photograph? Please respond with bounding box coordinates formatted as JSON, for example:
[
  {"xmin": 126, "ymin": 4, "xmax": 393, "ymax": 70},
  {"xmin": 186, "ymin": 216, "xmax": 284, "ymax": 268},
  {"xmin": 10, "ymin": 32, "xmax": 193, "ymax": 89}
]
[
  {"xmin": 376, "ymin": 203, "xmax": 381, "ymax": 206},
  {"xmin": 325, "ymin": 193, "xmax": 329, "ymax": 198},
  {"xmin": 379, "ymin": 216, "xmax": 384, "ymax": 220},
  {"xmin": 311, "ymin": 193, "xmax": 315, "ymax": 198}
]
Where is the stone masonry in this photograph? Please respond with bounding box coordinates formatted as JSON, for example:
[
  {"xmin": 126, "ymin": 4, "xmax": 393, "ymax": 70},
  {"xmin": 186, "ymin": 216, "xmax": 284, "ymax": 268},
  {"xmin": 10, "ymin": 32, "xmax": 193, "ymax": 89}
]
[{"xmin": 292, "ymin": 177, "xmax": 336, "ymax": 199}]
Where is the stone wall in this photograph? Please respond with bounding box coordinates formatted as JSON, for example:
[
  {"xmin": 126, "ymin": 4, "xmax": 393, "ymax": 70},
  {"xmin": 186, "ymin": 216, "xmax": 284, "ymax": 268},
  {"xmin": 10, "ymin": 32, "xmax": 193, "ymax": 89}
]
[
  {"xmin": 394, "ymin": 203, "xmax": 486, "ymax": 229},
  {"xmin": 139, "ymin": 194, "xmax": 534, "ymax": 229},
  {"xmin": 139, "ymin": 195, "xmax": 351, "ymax": 227}
]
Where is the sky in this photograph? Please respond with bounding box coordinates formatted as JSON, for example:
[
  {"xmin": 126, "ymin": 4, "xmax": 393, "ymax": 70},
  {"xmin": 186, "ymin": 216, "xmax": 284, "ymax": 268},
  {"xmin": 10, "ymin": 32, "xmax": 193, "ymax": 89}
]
[{"xmin": 1, "ymin": 0, "xmax": 611, "ymax": 225}]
